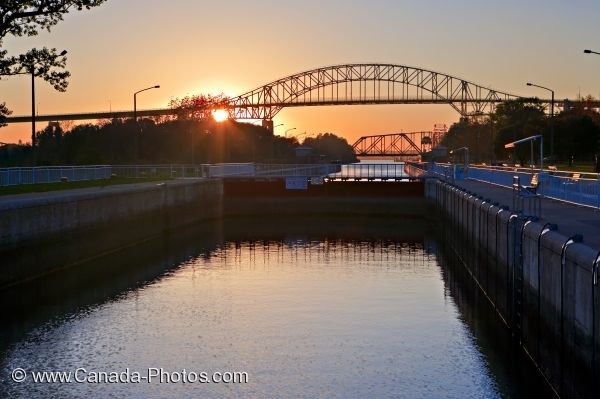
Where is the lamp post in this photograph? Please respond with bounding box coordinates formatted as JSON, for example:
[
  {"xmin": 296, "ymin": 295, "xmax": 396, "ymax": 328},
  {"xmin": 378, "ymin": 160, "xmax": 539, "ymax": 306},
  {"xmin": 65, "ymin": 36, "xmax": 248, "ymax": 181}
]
[
  {"xmin": 133, "ymin": 85, "xmax": 160, "ymax": 161},
  {"xmin": 272, "ymin": 123, "xmax": 283, "ymax": 136},
  {"xmin": 285, "ymin": 127, "xmax": 296, "ymax": 138},
  {"xmin": 449, "ymin": 147, "xmax": 469, "ymax": 168},
  {"xmin": 504, "ymin": 134, "xmax": 544, "ymax": 170},
  {"xmin": 449, "ymin": 147, "xmax": 469, "ymax": 180},
  {"xmin": 292, "ymin": 132, "xmax": 313, "ymax": 142},
  {"xmin": 27, "ymin": 49, "xmax": 68, "ymax": 164},
  {"xmin": 526, "ymin": 82, "xmax": 554, "ymax": 159},
  {"xmin": 583, "ymin": 49, "xmax": 600, "ymax": 173},
  {"xmin": 133, "ymin": 85, "xmax": 160, "ymax": 123}
]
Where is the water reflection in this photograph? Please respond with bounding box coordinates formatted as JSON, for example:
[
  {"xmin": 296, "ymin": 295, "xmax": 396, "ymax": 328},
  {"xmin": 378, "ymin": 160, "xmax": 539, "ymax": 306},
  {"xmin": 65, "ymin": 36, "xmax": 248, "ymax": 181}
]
[{"xmin": 0, "ymin": 216, "xmax": 547, "ymax": 398}]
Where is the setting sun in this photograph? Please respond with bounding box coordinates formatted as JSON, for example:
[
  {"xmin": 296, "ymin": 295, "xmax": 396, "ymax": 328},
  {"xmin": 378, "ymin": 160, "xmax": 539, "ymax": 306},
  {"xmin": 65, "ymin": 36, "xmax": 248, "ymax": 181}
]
[{"xmin": 212, "ymin": 109, "xmax": 229, "ymax": 122}]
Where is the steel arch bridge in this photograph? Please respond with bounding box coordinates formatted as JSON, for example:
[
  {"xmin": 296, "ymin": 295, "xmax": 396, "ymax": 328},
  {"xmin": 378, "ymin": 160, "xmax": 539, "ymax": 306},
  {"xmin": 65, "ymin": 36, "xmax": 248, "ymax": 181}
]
[
  {"xmin": 4, "ymin": 63, "xmax": 530, "ymax": 125},
  {"xmin": 228, "ymin": 63, "xmax": 521, "ymax": 121}
]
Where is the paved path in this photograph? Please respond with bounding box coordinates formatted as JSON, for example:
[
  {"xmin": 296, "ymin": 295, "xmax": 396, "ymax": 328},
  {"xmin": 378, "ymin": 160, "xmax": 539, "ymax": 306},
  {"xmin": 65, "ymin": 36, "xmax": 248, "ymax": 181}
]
[
  {"xmin": 0, "ymin": 178, "xmax": 204, "ymax": 210},
  {"xmin": 453, "ymin": 178, "xmax": 600, "ymax": 251}
]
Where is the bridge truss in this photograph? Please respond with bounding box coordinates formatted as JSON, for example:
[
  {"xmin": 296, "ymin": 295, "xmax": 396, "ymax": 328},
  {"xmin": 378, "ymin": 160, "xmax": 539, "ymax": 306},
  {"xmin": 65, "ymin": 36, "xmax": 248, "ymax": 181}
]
[
  {"xmin": 7, "ymin": 63, "xmax": 587, "ymax": 125},
  {"xmin": 352, "ymin": 131, "xmax": 438, "ymax": 157},
  {"xmin": 228, "ymin": 63, "xmax": 521, "ymax": 120}
]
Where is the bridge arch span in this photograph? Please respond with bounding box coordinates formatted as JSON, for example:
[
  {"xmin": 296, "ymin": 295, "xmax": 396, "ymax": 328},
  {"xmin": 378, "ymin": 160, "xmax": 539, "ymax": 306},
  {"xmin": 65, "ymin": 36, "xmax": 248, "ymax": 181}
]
[{"xmin": 227, "ymin": 63, "xmax": 521, "ymax": 120}]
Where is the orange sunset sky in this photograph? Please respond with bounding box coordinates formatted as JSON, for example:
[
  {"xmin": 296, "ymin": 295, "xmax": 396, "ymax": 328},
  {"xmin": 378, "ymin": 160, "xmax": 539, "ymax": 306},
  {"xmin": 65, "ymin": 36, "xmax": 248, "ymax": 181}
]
[{"xmin": 1, "ymin": 0, "xmax": 600, "ymax": 145}]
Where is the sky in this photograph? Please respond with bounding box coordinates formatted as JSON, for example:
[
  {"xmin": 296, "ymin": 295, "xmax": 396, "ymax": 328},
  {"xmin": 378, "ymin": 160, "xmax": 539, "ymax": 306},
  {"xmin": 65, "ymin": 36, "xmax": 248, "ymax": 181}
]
[{"xmin": 1, "ymin": 0, "xmax": 600, "ymax": 144}]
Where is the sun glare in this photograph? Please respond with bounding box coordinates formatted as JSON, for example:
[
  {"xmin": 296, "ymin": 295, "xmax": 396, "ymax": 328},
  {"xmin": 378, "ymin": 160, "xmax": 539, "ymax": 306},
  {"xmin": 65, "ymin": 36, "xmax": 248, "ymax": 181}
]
[{"xmin": 212, "ymin": 109, "xmax": 229, "ymax": 122}]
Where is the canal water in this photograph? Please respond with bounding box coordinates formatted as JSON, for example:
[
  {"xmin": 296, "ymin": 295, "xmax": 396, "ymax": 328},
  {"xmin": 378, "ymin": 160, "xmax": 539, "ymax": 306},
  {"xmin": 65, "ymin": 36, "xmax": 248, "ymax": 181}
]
[{"xmin": 0, "ymin": 216, "xmax": 550, "ymax": 398}]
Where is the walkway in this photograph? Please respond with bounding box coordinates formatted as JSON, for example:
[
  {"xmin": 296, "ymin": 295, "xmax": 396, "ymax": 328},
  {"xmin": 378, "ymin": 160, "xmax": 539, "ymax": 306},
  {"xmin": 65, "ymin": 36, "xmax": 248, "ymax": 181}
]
[
  {"xmin": 453, "ymin": 178, "xmax": 600, "ymax": 251},
  {"xmin": 0, "ymin": 179, "xmax": 193, "ymax": 210}
]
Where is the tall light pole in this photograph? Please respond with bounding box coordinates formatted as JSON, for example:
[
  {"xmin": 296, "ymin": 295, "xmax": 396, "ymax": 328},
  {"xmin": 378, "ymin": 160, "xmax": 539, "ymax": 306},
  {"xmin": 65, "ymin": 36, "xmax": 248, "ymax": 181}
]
[
  {"xmin": 526, "ymin": 82, "xmax": 554, "ymax": 159},
  {"xmin": 272, "ymin": 123, "xmax": 283, "ymax": 136},
  {"xmin": 293, "ymin": 131, "xmax": 312, "ymax": 140},
  {"xmin": 583, "ymin": 49, "xmax": 600, "ymax": 173},
  {"xmin": 449, "ymin": 147, "xmax": 469, "ymax": 168},
  {"xmin": 28, "ymin": 49, "xmax": 68, "ymax": 164},
  {"xmin": 284, "ymin": 127, "xmax": 296, "ymax": 138},
  {"xmin": 133, "ymin": 85, "xmax": 160, "ymax": 123},
  {"xmin": 133, "ymin": 85, "xmax": 160, "ymax": 161}
]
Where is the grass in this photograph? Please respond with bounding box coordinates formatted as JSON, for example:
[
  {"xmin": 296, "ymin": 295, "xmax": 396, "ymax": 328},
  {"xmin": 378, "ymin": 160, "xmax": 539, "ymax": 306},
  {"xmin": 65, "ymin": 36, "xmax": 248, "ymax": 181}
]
[{"xmin": 0, "ymin": 176, "xmax": 172, "ymax": 196}]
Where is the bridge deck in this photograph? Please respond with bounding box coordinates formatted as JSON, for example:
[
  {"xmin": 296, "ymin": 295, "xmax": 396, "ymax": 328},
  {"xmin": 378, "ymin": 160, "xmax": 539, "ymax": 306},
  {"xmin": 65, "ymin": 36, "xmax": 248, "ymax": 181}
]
[{"xmin": 452, "ymin": 178, "xmax": 600, "ymax": 251}]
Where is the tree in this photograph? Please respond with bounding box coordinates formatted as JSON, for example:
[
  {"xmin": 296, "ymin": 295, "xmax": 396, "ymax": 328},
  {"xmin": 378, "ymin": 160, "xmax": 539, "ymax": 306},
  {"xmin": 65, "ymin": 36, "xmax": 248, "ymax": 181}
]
[
  {"xmin": 168, "ymin": 93, "xmax": 230, "ymax": 121},
  {"xmin": 303, "ymin": 133, "xmax": 357, "ymax": 163},
  {"xmin": 0, "ymin": 102, "xmax": 10, "ymax": 127},
  {"xmin": 0, "ymin": 1, "xmax": 107, "ymax": 125},
  {"xmin": 491, "ymin": 99, "xmax": 546, "ymax": 163},
  {"xmin": 441, "ymin": 119, "xmax": 495, "ymax": 163}
]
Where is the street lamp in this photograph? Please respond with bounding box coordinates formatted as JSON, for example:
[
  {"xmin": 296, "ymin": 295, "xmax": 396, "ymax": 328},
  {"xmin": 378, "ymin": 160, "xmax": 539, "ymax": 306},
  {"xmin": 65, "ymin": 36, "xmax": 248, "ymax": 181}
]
[
  {"xmin": 133, "ymin": 85, "xmax": 160, "ymax": 123},
  {"xmin": 449, "ymin": 147, "xmax": 469, "ymax": 168},
  {"xmin": 526, "ymin": 82, "xmax": 554, "ymax": 159},
  {"xmin": 583, "ymin": 49, "xmax": 600, "ymax": 172},
  {"xmin": 133, "ymin": 85, "xmax": 160, "ymax": 161},
  {"xmin": 284, "ymin": 127, "xmax": 296, "ymax": 137},
  {"xmin": 504, "ymin": 134, "xmax": 544, "ymax": 173},
  {"xmin": 272, "ymin": 123, "xmax": 283, "ymax": 135},
  {"xmin": 28, "ymin": 49, "xmax": 68, "ymax": 162},
  {"xmin": 293, "ymin": 131, "xmax": 313, "ymax": 141}
]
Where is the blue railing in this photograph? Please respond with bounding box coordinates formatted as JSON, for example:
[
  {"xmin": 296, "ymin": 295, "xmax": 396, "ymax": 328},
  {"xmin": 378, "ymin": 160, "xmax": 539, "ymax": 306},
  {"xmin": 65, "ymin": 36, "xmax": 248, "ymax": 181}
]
[
  {"xmin": 405, "ymin": 162, "xmax": 600, "ymax": 209},
  {"xmin": 467, "ymin": 165, "xmax": 600, "ymax": 209},
  {"xmin": 405, "ymin": 162, "xmax": 463, "ymax": 181}
]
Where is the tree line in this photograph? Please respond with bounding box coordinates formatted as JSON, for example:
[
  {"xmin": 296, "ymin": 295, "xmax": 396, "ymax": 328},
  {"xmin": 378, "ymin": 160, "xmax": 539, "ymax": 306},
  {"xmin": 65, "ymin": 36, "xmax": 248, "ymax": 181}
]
[
  {"xmin": 1, "ymin": 1, "xmax": 108, "ymax": 125},
  {"xmin": 0, "ymin": 118, "xmax": 357, "ymax": 166},
  {"xmin": 440, "ymin": 97, "xmax": 600, "ymax": 171}
]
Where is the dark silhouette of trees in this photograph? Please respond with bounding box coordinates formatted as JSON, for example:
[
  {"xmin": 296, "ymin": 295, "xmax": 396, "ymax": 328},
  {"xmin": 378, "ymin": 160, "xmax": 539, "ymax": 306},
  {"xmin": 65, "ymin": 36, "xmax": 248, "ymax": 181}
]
[
  {"xmin": 441, "ymin": 119, "xmax": 495, "ymax": 163},
  {"xmin": 1, "ymin": 1, "xmax": 107, "ymax": 124},
  {"xmin": 302, "ymin": 133, "xmax": 357, "ymax": 163},
  {"xmin": 168, "ymin": 94, "xmax": 230, "ymax": 121},
  {"xmin": 0, "ymin": 119, "xmax": 359, "ymax": 166},
  {"xmin": 553, "ymin": 106, "xmax": 600, "ymax": 166},
  {"xmin": 441, "ymin": 98, "xmax": 600, "ymax": 167},
  {"xmin": 491, "ymin": 99, "xmax": 546, "ymax": 163},
  {"xmin": 0, "ymin": 103, "xmax": 9, "ymax": 127},
  {"xmin": 0, "ymin": 1, "xmax": 107, "ymax": 38}
]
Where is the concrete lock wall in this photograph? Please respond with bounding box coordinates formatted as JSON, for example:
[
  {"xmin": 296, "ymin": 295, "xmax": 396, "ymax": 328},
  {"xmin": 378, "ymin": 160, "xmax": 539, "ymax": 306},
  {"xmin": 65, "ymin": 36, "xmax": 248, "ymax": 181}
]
[
  {"xmin": 425, "ymin": 178, "xmax": 600, "ymax": 398},
  {"xmin": 0, "ymin": 179, "xmax": 223, "ymax": 288}
]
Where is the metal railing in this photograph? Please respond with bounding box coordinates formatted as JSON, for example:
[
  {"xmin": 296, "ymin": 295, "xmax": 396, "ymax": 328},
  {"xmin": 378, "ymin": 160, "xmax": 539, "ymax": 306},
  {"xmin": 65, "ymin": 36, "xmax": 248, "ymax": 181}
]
[
  {"xmin": 403, "ymin": 163, "xmax": 427, "ymax": 178},
  {"xmin": 112, "ymin": 165, "xmax": 210, "ymax": 179},
  {"xmin": 404, "ymin": 162, "xmax": 460, "ymax": 181},
  {"xmin": 206, "ymin": 163, "xmax": 341, "ymax": 178},
  {"xmin": 328, "ymin": 163, "xmax": 408, "ymax": 180},
  {"xmin": 404, "ymin": 161, "xmax": 600, "ymax": 209},
  {"xmin": 0, "ymin": 163, "xmax": 344, "ymax": 186},
  {"xmin": 464, "ymin": 165, "xmax": 600, "ymax": 209},
  {"xmin": 0, "ymin": 165, "xmax": 112, "ymax": 186}
]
